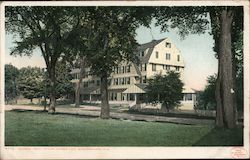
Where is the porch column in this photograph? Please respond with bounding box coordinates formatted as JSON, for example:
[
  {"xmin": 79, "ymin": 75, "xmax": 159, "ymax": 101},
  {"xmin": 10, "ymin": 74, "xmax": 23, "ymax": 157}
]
[
  {"xmin": 135, "ymin": 93, "xmax": 138, "ymax": 104},
  {"xmin": 90, "ymin": 94, "xmax": 92, "ymax": 102}
]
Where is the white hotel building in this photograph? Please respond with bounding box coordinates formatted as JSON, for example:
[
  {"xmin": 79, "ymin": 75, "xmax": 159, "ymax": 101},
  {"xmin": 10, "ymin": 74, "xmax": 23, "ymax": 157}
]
[{"xmin": 70, "ymin": 38, "xmax": 197, "ymax": 110}]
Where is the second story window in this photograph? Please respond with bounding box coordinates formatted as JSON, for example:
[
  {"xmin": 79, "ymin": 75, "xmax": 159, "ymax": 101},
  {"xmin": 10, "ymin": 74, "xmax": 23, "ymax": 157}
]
[
  {"xmin": 156, "ymin": 51, "xmax": 159, "ymax": 58},
  {"xmin": 177, "ymin": 55, "xmax": 180, "ymax": 61},
  {"xmin": 166, "ymin": 53, "xmax": 171, "ymax": 60},
  {"xmin": 152, "ymin": 64, "xmax": 156, "ymax": 71},
  {"xmin": 126, "ymin": 77, "xmax": 130, "ymax": 84},
  {"xmin": 127, "ymin": 65, "xmax": 131, "ymax": 73}
]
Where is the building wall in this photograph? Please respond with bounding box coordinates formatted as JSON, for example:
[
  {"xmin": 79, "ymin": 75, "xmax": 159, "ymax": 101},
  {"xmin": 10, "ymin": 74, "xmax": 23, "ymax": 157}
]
[{"xmin": 146, "ymin": 38, "xmax": 185, "ymax": 80}]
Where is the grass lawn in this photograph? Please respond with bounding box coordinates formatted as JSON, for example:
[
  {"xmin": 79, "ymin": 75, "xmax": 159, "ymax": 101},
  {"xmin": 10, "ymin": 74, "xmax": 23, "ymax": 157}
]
[{"xmin": 5, "ymin": 110, "xmax": 243, "ymax": 146}]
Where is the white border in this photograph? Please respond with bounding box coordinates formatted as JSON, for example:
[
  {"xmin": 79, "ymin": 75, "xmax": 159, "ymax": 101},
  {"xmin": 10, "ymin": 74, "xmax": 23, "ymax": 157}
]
[{"xmin": 1, "ymin": 1, "xmax": 249, "ymax": 159}]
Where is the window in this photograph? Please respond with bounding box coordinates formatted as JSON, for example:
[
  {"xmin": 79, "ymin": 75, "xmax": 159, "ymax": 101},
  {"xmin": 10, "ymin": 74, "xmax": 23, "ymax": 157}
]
[
  {"xmin": 164, "ymin": 65, "xmax": 170, "ymax": 70},
  {"xmin": 116, "ymin": 67, "xmax": 119, "ymax": 74},
  {"xmin": 121, "ymin": 78, "xmax": 125, "ymax": 85},
  {"xmin": 166, "ymin": 53, "xmax": 171, "ymax": 60},
  {"xmin": 83, "ymin": 82, "xmax": 88, "ymax": 87},
  {"xmin": 127, "ymin": 65, "xmax": 131, "ymax": 73},
  {"xmin": 142, "ymin": 64, "xmax": 147, "ymax": 71},
  {"xmin": 152, "ymin": 64, "xmax": 156, "ymax": 71},
  {"xmin": 141, "ymin": 51, "xmax": 144, "ymax": 57},
  {"xmin": 184, "ymin": 93, "xmax": 192, "ymax": 101},
  {"xmin": 156, "ymin": 51, "xmax": 159, "ymax": 58},
  {"xmin": 115, "ymin": 78, "xmax": 118, "ymax": 85},
  {"xmin": 177, "ymin": 55, "xmax": 180, "ymax": 61},
  {"xmin": 118, "ymin": 67, "xmax": 121, "ymax": 74},
  {"xmin": 166, "ymin": 42, "xmax": 171, "ymax": 48},
  {"xmin": 126, "ymin": 77, "xmax": 130, "ymax": 84},
  {"xmin": 143, "ymin": 76, "xmax": 147, "ymax": 83},
  {"xmin": 122, "ymin": 66, "xmax": 125, "ymax": 73},
  {"xmin": 176, "ymin": 66, "xmax": 180, "ymax": 71},
  {"xmin": 140, "ymin": 64, "xmax": 146, "ymax": 71}
]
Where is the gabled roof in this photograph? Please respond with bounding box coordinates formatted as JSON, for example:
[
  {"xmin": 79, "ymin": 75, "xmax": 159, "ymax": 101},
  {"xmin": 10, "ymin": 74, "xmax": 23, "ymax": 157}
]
[
  {"xmin": 137, "ymin": 38, "xmax": 165, "ymax": 64},
  {"xmin": 123, "ymin": 84, "xmax": 146, "ymax": 94},
  {"xmin": 137, "ymin": 38, "xmax": 165, "ymax": 51}
]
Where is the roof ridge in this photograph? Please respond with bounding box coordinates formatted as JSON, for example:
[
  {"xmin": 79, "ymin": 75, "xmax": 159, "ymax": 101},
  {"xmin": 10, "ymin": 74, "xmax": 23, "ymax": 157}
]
[{"xmin": 139, "ymin": 38, "xmax": 166, "ymax": 46}]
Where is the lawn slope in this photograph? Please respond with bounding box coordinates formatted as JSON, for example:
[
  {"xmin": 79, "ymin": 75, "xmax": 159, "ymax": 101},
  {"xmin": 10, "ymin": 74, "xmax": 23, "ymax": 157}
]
[{"xmin": 5, "ymin": 110, "xmax": 243, "ymax": 146}]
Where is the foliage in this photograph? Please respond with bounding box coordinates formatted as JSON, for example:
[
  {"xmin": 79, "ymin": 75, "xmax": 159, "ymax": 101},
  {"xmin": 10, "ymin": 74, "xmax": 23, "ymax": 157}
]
[
  {"xmin": 54, "ymin": 61, "xmax": 75, "ymax": 99},
  {"xmin": 66, "ymin": 7, "xmax": 155, "ymax": 118},
  {"xmin": 154, "ymin": 7, "xmax": 209, "ymax": 39},
  {"xmin": 17, "ymin": 67, "xmax": 44, "ymax": 102},
  {"xmin": 197, "ymin": 75, "xmax": 217, "ymax": 110},
  {"xmin": 5, "ymin": 6, "xmax": 81, "ymax": 112},
  {"xmin": 4, "ymin": 64, "xmax": 19, "ymax": 104},
  {"xmin": 154, "ymin": 6, "xmax": 244, "ymax": 128},
  {"xmin": 147, "ymin": 71, "xmax": 184, "ymax": 112}
]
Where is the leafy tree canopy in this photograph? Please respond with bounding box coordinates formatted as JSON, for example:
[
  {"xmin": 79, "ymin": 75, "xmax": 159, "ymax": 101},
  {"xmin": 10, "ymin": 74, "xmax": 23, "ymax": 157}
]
[
  {"xmin": 5, "ymin": 64, "xmax": 19, "ymax": 104},
  {"xmin": 146, "ymin": 71, "xmax": 184, "ymax": 112},
  {"xmin": 18, "ymin": 67, "xmax": 44, "ymax": 102}
]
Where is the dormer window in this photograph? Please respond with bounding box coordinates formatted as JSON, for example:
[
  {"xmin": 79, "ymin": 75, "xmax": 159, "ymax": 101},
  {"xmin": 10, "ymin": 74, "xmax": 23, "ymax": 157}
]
[{"xmin": 166, "ymin": 42, "xmax": 171, "ymax": 48}]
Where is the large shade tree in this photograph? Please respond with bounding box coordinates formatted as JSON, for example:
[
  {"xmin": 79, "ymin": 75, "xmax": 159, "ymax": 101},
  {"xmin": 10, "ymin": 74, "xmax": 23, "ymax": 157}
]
[
  {"xmin": 70, "ymin": 7, "xmax": 153, "ymax": 119},
  {"xmin": 154, "ymin": 6, "xmax": 243, "ymax": 128},
  {"xmin": 5, "ymin": 6, "xmax": 81, "ymax": 113}
]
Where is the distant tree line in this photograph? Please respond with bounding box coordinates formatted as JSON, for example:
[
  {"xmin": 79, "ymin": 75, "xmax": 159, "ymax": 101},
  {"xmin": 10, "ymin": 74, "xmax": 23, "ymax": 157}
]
[{"xmin": 4, "ymin": 63, "xmax": 74, "ymax": 105}]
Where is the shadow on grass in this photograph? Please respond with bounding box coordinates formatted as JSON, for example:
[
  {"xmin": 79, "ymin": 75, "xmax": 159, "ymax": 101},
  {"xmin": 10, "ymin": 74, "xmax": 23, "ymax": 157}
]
[
  {"xmin": 10, "ymin": 109, "xmax": 99, "ymax": 119},
  {"xmin": 193, "ymin": 126, "xmax": 243, "ymax": 146}
]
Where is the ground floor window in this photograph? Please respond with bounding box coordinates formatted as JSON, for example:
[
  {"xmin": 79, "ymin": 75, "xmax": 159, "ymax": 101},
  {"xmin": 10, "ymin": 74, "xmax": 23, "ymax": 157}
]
[{"xmin": 183, "ymin": 93, "xmax": 193, "ymax": 101}]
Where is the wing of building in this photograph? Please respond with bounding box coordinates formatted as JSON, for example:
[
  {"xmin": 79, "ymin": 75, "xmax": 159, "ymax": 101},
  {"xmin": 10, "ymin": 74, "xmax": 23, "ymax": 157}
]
[{"xmin": 70, "ymin": 38, "xmax": 197, "ymax": 110}]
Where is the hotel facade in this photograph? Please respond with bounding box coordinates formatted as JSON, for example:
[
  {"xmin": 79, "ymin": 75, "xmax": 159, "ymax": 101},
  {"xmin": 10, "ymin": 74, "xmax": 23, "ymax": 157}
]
[{"xmin": 70, "ymin": 38, "xmax": 196, "ymax": 110}]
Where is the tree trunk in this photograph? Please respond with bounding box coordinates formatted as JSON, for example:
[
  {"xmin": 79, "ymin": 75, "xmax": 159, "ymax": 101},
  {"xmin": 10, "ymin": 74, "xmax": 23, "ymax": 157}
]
[
  {"xmin": 75, "ymin": 57, "xmax": 85, "ymax": 107},
  {"xmin": 44, "ymin": 96, "xmax": 47, "ymax": 111},
  {"xmin": 100, "ymin": 73, "xmax": 110, "ymax": 119},
  {"xmin": 48, "ymin": 65, "xmax": 56, "ymax": 114},
  {"xmin": 215, "ymin": 64, "xmax": 224, "ymax": 127},
  {"xmin": 218, "ymin": 9, "xmax": 236, "ymax": 128}
]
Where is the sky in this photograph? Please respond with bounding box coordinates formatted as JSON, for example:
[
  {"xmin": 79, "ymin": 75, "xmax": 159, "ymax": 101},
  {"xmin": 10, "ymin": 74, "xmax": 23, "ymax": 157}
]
[{"xmin": 5, "ymin": 20, "xmax": 218, "ymax": 91}]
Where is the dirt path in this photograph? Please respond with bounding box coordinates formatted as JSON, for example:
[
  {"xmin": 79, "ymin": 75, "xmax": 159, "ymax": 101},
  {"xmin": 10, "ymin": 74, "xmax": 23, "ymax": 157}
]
[{"xmin": 4, "ymin": 105, "xmax": 215, "ymax": 125}]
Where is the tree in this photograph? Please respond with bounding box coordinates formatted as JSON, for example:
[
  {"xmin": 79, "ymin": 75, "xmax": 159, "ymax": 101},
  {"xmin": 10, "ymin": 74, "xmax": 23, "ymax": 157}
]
[
  {"xmin": 4, "ymin": 64, "xmax": 19, "ymax": 104},
  {"xmin": 5, "ymin": 6, "xmax": 81, "ymax": 113},
  {"xmin": 198, "ymin": 75, "xmax": 217, "ymax": 110},
  {"xmin": 73, "ymin": 7, "xmax": 153, "ymax": 119},
  {"xmin": 18, "ymin": 67, "xmax": 44, "ymax": 103},
  {"xmin": 154, "ymin": 6, "xmax": 243, "ymax": 128},
  {"xmin": 54, "ymin": 60, "xmax": 75, "ymax": 99},
  {"xmin": 147, "ymin": 71, "xmax": 184, "ymax": 112}
]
